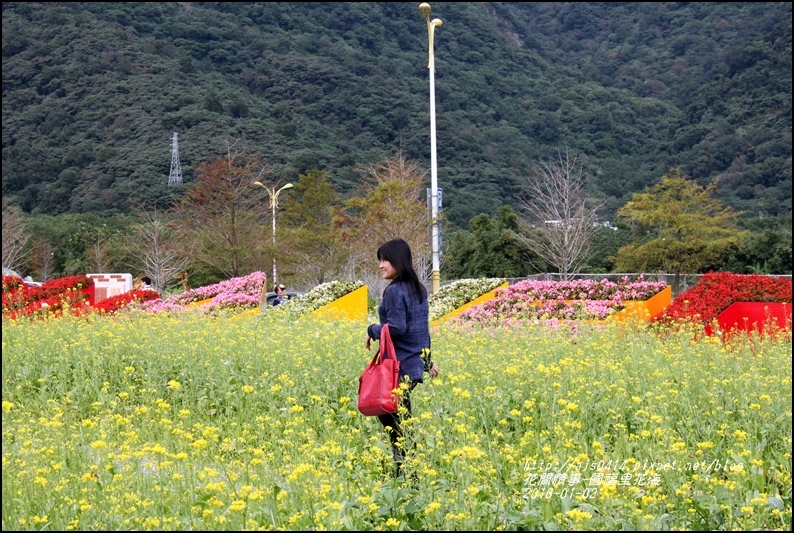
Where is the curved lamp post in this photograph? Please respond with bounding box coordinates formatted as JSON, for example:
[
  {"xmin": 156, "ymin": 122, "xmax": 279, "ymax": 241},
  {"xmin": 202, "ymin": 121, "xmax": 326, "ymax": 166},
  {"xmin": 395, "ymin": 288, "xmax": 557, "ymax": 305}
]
[
  {"xmin": 253, "ymin": 181, "xmax": 293, "ymax": 285},
  {"xmin": 419, "ymin": 3, "xmax": 442, "ymax": 294}
]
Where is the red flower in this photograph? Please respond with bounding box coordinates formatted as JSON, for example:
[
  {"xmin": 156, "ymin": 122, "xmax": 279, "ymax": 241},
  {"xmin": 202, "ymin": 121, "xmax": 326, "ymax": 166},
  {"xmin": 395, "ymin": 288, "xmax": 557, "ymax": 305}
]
[
  {"xmin": 2, "ymin": 275, "xmax": 24, "ymax": 292},
  {"xmin": 655, "ymin": 272, "xmax": 792, "ymax": 326},
  {"xmin": 92, "ymin": 290, "xmax": 160, "ymax": 315},
  {"xmin": 2, "ymin": 274, "xmax": 95, "ymax": 319}
]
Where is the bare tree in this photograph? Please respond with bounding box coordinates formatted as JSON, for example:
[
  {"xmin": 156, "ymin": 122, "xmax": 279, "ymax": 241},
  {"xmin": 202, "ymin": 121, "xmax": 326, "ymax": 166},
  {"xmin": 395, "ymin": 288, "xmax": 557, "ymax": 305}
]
[
  {"xmin": 86, "ymin": 227, "xmax": 113, "ymax": 273},
  {"xmin": 173, "ymin": 140, "xmax": 270, "ymax": 278},
  {"xmin": 30, "ymin": 240, "xmax": 57, "ymax": 281},
  {"xmin": 125, "ymin": 209, "xmax": 190, "ymax": 294},
  {"xmin": 516, "ymin": 148, "xmax": 603, "ymax": 279},
  {"xmin": 342, "ymin": 154, "xmax": 432, "ymax": 289},
  {"xmin": 2, "ymin": 199, "xmax": 31, "ymax": 274}
]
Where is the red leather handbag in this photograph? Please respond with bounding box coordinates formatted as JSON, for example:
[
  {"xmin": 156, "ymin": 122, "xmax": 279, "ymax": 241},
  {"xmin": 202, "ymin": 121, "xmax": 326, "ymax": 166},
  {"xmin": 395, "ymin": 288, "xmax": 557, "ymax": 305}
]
[{"xmin": 358, "ymin": 324, "xmax": 401, "ymax": 416}]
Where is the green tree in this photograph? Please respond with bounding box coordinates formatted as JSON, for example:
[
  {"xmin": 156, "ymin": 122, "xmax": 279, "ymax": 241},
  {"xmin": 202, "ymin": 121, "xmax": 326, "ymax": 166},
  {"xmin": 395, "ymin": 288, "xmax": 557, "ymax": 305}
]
[
  {"xmin": 24, "ymin": 212, "xmax": 131, "ymax": 277},
  {"xmin": 614, "ymin": 168, "xmax": 749, "ymax": 290},
  {"xmin": 715, "ymin": 226, "xmax": 792, "ymax": 275},
  {"xmin": 443, "ymin": 205, "xmax": 540, "ymax": 279},
  {"xmin": 279, "ymin": 169, "xmax": 345, "ymax": 288}
]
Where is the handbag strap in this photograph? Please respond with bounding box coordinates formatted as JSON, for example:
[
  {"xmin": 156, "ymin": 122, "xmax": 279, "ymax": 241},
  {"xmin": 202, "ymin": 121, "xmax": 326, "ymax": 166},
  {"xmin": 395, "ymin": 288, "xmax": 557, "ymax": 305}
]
[
  {"xmin": 379, "ymin": 324, "xmax": 397, "ymax": 361},
  {"xmin": 368, "ymin": 324, "xmax": 397, "ymax": 366}
]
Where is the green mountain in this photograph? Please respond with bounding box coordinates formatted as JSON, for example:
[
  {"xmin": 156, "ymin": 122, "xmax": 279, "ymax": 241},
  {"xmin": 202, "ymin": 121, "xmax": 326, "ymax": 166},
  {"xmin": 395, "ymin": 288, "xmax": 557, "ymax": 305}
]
[{"xmin": 2, "ymin": 2, "xmax": 791, "ymax": 228}]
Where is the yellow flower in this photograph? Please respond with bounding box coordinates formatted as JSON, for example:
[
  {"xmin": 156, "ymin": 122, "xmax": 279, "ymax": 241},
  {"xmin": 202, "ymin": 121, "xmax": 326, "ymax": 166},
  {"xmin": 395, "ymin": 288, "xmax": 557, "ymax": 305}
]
[
  {"xmin": 190, "ymin": 439, "xmax": 208, "ymax": 450},
  {"xmin": 566, "ymin": 509, "xmax": 593, "ymax": 521},
  {"xmin": 425, "ymin": 502, "xmax": 441, "ymax": 515},
  {"xmin": 465, "ymin": 485, "xmax": 480, "ymax": 497},
  {"xmin": 167, "ymin": 380, "xmax": 181, "ymax": 390},
  {"xmin": 2, "ymin": 400, "xmax": 14, "ymax": 412}
]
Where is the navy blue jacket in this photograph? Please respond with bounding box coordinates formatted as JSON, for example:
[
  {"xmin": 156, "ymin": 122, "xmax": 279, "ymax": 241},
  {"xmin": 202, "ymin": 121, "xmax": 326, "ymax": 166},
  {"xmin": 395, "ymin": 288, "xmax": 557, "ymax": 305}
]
[{"xmin": 367, "ymin": 281, "xmax": 430, "ymax": 382}]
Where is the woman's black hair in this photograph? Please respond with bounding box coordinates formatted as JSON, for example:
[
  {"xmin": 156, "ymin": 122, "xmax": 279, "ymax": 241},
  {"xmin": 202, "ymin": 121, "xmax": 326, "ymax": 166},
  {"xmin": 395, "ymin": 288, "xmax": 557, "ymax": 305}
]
[{"xmin": 377, "ymin": 238, "xmax": 427, "ymax": 302}]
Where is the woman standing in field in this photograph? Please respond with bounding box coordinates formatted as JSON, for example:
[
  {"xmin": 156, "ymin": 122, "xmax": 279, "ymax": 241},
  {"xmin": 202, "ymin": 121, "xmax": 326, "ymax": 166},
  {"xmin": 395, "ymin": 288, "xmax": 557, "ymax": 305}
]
[{"xmin": 366, "ymin": 238, "xmax": 439, "ymax": 477}]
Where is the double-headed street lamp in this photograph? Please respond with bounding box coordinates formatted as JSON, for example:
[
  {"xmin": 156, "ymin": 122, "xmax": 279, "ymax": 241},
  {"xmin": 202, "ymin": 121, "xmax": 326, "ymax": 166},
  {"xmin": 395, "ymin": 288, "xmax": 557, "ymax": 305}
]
[
  {"xmin": 253, "ymin": 181, "xmax": 293, "ymax": 285},
  {"xmin": 419, "ymin": 3, "xmax": 442, "ymax": 294}
]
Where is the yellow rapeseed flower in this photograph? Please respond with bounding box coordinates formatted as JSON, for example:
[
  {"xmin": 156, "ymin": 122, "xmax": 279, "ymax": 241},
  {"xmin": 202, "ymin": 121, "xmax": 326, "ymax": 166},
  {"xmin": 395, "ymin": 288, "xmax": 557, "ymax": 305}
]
[{"xmin": 566, "ymin": 509, "xmax": 593, "ymax": 521}]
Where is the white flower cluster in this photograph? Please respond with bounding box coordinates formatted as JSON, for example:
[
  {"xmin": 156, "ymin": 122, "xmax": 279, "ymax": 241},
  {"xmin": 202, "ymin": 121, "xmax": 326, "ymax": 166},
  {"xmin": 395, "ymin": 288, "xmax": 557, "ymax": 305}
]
[
  {"xmin": 281, "ymin": 280, "xmax": 365, "ymax": 315},
  {"xmin": 428, "ymin": 278, "xmax": 507, "ymax": 321}
]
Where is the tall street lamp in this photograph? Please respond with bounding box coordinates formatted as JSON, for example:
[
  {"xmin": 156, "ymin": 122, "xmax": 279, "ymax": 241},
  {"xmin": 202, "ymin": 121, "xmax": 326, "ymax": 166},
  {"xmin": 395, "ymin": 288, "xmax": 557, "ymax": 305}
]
[
  {"xmin": 253, "ymin": 181, "xmax": 293, "ymax": 285},
  {"xmin": 419, "ymin": 3, "xmax": 442, "ymax": 294}
]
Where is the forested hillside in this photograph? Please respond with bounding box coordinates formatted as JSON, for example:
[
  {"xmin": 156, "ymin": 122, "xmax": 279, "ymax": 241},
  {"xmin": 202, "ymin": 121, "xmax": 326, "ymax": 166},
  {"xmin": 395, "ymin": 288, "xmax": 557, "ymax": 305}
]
[{"xmin": 2, "ymin": 2, "xmax": 791, "ymax": 229}]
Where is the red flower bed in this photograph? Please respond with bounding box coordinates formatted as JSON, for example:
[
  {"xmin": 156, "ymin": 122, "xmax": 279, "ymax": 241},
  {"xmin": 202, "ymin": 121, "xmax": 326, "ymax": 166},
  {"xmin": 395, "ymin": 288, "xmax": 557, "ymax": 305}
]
[
  {"xmin": 2, "ymin": 274, "xmax": 156, "ymax": 320},
  {"xmin": 3, "ymin": 274, "xmax": 95, "ymax": 315},
  {"xmin": 3, "ymin": 289, "xmax": 93, "ymax": 320},
  {"xmin": 2, "ymin": 275, "xmax": 23, "ymax": 292},
  {"xmin": 93, "ymin": 290, "xmax": 160, "ymax": 315},
  {"xmin": 655, "ymin": 272, "xmax": 792, "ymax": 326}
]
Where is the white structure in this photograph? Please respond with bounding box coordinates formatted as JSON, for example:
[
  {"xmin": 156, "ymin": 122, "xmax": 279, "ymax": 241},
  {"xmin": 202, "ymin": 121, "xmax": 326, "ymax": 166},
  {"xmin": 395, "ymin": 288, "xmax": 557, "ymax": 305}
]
[
  {"xmin": 168, "ymin": 132, "xmax": 182, "ymax": 185},
  {"xmin": 87, "ymin": 273, "xmax": 133, "ymax": 303}
]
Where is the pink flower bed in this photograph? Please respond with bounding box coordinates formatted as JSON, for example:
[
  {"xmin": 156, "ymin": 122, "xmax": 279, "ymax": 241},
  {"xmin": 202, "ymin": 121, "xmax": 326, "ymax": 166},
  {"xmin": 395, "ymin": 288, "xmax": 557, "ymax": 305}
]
[
  {"xmin": 453, "ymin": 276, "xmax": 667, "ymax": 326},
  {"xmin": 141, "ymin": 271, "xmax": 267, "ymax": 313}
]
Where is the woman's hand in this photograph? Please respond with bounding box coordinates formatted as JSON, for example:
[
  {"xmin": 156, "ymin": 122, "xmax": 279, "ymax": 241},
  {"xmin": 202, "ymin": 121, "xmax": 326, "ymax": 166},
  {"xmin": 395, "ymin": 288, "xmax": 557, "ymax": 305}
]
[
  {"xmin": 428, "ymin": 363, "xmax": 439, "ymax": 378},
  {"xmin": 365, "ymin": 336, "xmax": 371, "ymax": 351}
]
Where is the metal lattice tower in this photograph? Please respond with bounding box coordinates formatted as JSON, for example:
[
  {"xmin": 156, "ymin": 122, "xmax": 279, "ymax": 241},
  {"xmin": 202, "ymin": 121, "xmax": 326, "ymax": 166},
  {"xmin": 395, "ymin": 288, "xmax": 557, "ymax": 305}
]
[{"xmin": 168, "ymin": 132, "xmax": 182, "ymax": 185}]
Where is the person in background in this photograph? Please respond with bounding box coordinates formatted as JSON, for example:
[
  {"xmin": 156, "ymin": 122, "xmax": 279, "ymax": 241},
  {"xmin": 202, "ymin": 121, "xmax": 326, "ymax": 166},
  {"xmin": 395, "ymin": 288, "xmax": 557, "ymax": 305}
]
[
  {"xmin": 140, "ymin": 276, "xmax": 155, "ymax": 291},
  {"xmin": 365, "ymin": 238, "xmax": 439, "ymax": 478},
  {"xmin": 272, "ymin": 284, "xmax": 290, "ymax": 306}
]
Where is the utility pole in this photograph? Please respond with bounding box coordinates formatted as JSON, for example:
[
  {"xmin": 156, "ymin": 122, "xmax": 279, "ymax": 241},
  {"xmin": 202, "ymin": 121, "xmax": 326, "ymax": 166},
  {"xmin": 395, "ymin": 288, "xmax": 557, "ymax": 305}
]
[{"xmin": 419, "ymin": 3, "xmax": 443, "ymax": 294}]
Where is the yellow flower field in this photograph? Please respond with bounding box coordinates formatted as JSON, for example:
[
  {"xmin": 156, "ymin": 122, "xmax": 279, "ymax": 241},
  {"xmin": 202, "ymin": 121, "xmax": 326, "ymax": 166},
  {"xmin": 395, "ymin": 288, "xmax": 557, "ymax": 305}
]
[{"xmin": 2, "ymin": 312, "xmax": 791, "ymax": 530}]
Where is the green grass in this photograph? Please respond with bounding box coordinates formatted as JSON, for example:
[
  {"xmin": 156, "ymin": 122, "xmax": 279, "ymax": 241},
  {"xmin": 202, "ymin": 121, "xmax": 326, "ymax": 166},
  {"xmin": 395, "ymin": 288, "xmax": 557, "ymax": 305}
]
[{"xmin": 2, "ymin": 312, "xmax": 791, "ymax": 530}]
